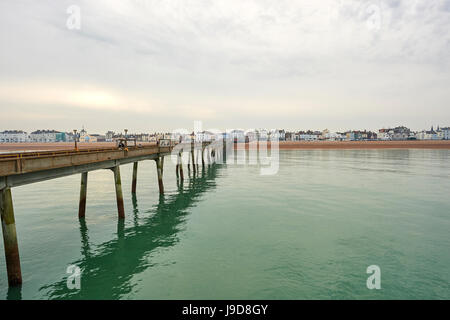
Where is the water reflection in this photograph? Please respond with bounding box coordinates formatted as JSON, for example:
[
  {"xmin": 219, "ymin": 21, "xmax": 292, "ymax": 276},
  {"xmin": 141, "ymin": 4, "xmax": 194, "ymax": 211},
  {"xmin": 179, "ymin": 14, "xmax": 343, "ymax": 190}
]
[{"xmin": 40, "ymin": 165, "xmax": 220, "ymax": 299}]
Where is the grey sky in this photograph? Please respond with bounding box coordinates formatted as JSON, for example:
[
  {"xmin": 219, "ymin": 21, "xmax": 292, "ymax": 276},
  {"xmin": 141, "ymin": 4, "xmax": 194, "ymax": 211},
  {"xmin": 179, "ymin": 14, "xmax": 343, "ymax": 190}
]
[{"xmin": 1, "ymin": 0, "xmax": 449, "ymax": 133}]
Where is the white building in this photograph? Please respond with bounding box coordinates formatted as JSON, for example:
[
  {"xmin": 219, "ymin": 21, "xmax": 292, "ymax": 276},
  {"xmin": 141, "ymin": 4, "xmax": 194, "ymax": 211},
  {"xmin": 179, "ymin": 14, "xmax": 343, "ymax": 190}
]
[
  {"xmin": 245, "ymin": 130, "xmax": 258, "ymax": 142},
  {"xmin": 105, "ymin": 131, "xmax": 115, "ymax": 142},
  {"xmin": 195, "ymin": 131, "xmax": 216, "ymax": 142},
  {"xmin": 29, "ymin": 130, "xmax": 59, "ymax": 142},
  {"xmin": 256, "ymin": 129, "xmax": 268, "ymax": 141},
  {"xmin": 230, "ymin": 129, "xmax": 246, "ymax": 142},
  {"xmin": 416, "ymin": 127, "xmax": 439, "ymax": 140},
  {"xmin": 78, "ymin": 128, "xmax": 102, "ymax": 142},
  {"xmin": 299, "ymin": 133, "xmax": 319, "ymax": 141},
  {"xmin": 437, "ymin": 127, "xmax": 450, "ymax": 140},
  {"xmin": 326, "ymin": 132, "xmax": 346, "ymax": 141},
  {"xmin": 378, "ymin": 129, "xmax": 392, "ymax": 140},
  {"xmin": 268, "ymin": 129, "xmax": 285, "ymax": 141},
  {"xmin": 0, "ymin": 130, "xmax": 29, "ymax": 143}
]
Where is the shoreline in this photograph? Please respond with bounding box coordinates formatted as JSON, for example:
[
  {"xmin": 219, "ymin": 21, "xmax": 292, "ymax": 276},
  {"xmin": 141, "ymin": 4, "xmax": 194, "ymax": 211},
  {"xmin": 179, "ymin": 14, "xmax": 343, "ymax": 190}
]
[
  {"xmin": 1, "ymin": 140, "xmax": 450, "ymax": 152},
  {"xmin": 274, "ymin": 140, "xmax": 450, "ymax": 150},
  {"xmin": 240, "ymin": 140, "xmax": 450, "ymax": 150}
]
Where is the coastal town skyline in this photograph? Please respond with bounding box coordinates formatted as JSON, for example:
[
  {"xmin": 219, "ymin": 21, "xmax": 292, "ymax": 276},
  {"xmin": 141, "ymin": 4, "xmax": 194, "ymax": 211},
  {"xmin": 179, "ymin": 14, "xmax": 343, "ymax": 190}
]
[{"xmin": 1, "ymin": 124, "xmax": 449, "ymax": 143}]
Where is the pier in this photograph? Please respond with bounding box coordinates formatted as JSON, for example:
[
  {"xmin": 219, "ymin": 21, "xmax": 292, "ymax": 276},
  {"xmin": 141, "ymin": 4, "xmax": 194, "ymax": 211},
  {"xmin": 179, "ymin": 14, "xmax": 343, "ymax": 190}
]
[{"xmin": 0, "ymin": 139, "xmax": 227, "ymax": 287}]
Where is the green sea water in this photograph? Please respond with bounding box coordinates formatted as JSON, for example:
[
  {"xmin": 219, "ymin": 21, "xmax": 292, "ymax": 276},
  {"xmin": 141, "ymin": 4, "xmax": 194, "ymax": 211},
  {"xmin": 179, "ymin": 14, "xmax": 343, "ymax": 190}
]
[{"xmin": 1, "ymin": 149, "xmax": 449, "ymax": 299}]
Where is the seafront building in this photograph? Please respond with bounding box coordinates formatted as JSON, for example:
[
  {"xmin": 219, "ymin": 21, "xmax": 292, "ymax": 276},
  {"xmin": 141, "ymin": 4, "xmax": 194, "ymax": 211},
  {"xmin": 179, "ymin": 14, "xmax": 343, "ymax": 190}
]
[
  {"xmin": 437, "ymin": 127, "xmax": 450, "ymax": 140},
  {"xmin": 417, "ymin": 126, "xmax": 438, "ymax": 140},
  {"xmin": 0, "ymin": 130, "xmax": 29, "ymax": 143},
  {"xmin": 378, "ymin": 126, "xmax": 411, "ymax": 140},
  {"xmin": 29, "ymin": 130, "xmax": 62, "ymax": 142}
]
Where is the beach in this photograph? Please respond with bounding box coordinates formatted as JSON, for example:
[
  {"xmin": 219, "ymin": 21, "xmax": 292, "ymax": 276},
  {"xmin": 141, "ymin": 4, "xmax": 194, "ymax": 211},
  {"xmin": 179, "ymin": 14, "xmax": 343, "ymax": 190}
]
[
  {"xmin": 241, "ymin": 140, "xmax": 450, "ymax": 149},
  {"xmin": 276, "ymin": 140, "xmax": 450, "ymax": 149}
]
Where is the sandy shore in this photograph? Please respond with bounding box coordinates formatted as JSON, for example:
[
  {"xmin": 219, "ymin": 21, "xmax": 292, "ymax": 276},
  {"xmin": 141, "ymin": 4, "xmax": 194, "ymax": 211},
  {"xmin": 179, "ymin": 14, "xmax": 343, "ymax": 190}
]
[
  {"xmin": 276, "ymin": 140, "xmax": 450, "ymax": 149},
  {"xmin": 0, "ymin": 140, "xmax": 449, "ymax": 153},
  {"xmin": 241, "ymin": 140, "xmax": 450, "ymax": 150}
]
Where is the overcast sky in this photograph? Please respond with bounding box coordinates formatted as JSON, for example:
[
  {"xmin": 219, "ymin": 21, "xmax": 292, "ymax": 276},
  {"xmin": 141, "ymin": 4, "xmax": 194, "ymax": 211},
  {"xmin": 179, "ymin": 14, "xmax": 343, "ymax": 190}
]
[{"xmin": 1, "ymin": 0, "xmax": 449, "ymax": 133}]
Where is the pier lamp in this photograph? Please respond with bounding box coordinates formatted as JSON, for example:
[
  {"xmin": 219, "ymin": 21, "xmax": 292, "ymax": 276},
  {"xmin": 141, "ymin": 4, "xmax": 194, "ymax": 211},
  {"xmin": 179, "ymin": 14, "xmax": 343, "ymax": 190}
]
[{"xmin": 73, "ymin": 129, "xmax": 78, "ymax": 151}]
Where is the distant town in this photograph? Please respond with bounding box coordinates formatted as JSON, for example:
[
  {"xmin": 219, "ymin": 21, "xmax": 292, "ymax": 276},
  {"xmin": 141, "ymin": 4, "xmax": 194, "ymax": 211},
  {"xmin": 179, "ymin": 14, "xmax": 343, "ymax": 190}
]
[{"xmin": 0, "ymin": 126, "xmax": 449, "ymax": 143}]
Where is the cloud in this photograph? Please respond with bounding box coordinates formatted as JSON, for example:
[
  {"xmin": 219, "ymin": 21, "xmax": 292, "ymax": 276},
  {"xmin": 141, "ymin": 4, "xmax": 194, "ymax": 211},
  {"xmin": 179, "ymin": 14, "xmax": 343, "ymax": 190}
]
[{"xmin": 0, "ymin": 0, "xmax": 449, "ymax": 132}]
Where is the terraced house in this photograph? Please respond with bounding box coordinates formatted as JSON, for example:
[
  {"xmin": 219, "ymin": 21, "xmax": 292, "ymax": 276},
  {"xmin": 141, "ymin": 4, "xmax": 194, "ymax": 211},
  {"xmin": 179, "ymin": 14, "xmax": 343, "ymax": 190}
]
[{"xmin": 0, "ymin": 130, "xmax": 29, "ymax": 143}]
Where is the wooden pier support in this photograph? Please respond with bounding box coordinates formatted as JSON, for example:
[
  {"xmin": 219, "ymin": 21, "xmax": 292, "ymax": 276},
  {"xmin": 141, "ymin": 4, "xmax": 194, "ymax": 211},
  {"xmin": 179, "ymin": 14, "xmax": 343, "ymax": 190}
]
[
  {"xmin": 222, "ymin": 137, "xmax": 226, "ymax": 163},
  {"xmin": 188, "ymin": 150, "xmax": 191, "ymax": 173},
  {"xmin": 131, "ymin": 162, "xmax": 138, "ymax": 194},
  {"xmin": 0, "ymin": 188, "xmax": 22, "ymax": 286},
  {"xmin": 156, "ymin": 157, "xmax": 164, "ymax": 194},
  {"xmin": 176, "ymin": 152, "xmax": 184, "ymax": 180},
  {"xmin": 78, "ymin": 172, "xmax": 88, "ymax": 219},
  {"xmin": 112, "ymin": 166, "xmax": 125, "ymax": 219},
  {"xmin": 201, "ymin": 147, "xmax": 205, "ymax": 169},
  {"xmin": 191, "ymin": 143, "xmax": 196, "ymax": 175},
  {"xmin": 179, "ymin": 152, "xmax": 184, "ymax": 180}
]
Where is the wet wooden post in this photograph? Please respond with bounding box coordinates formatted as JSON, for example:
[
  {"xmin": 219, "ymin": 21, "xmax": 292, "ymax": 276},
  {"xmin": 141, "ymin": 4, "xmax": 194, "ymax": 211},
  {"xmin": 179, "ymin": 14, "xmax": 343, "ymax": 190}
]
[
  {"xmin": 188, "ymin": 156, "xmax": 192, "ymax": 174},
  {"xmin": 201, "ymin": 146, "xmax": 205, "ymax": 169},
  {"xmin": 179, "ymin": 152, "xmax": 184, "ymax": 180},
  {"xmin": 156, "ymin": 157, "xmax": 164, "ymax": 194},
  {"xmin": 112, "ymin": 166, "xmax": 125, "ymax": 219},
  {"xmin": 78, "ymin": 172, "xmax": 88, "ymax": 219},
  {"xmin": 222, "ymin": 135, "xmax": 227, "ymax": 163},
  {"xmin": 176, "ymin": 152, "xmax": 183, "ymax": 180},
  {"xmin": 131, "ymin": 162, "xmax": 138, "ymax": 194},
  {"xmin": 0, "ymin": 188, "xmax": 22, "ymax": 286},
  {"xmin": 196, "ymin": 149, "xmax": 200, "ymax": 171},
  {"xmin": 207, "ymin": 147, "xmax": 211, "ymax": 165},
  {"xmin": 191, "ymin": 142, "xmax": 196, "ymax": 174}
]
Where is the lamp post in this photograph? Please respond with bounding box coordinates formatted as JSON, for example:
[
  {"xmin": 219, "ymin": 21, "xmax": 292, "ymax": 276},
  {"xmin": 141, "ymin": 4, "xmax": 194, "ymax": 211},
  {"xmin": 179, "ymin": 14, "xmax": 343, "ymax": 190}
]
[{"xmin": 73, "ymin": 129, "xmax": 78, "ymax": 151}]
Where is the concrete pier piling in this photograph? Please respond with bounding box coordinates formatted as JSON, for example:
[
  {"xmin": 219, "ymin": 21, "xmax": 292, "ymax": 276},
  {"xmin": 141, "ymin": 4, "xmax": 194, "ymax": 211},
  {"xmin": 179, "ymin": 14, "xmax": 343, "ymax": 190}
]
[
  {"xmin": 78, "ymin": 172, "xmax": 88, "ymax": 219},
  {"xmin": 0, "ymin": 188, "xmax": 22, "ymax": 286},
  {"xmin": 132, "ymin": 162, "xmax": 138, "ymax": 194},
  {"xmin": 156, "ymin": 157, "xmax": 164, "ymax": 194},
  {"xmin": 112, "ymin": 166, "xmax": 125, "ymax": 219}
]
